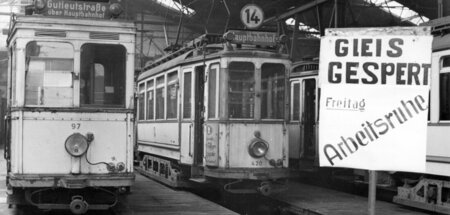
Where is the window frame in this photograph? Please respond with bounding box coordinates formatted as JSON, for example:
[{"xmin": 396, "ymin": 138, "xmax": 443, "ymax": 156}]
[
  {"xmin": 24, "ymin": 41, "xmax": 75, "ymax": 107},
  {"xmin": 207, "ymin": 63, "xmax": 220, "ymax": 120},
  {"xmin": 146, "ymin": 79, "xmax": 155, "ymax": 120},
  {"xmin": 137, "ymin": 82, "xmax": 146, "ymax": 121},
  {"xmin": 166, "ymin": 70, "xmax": 179, "ymax": 119},
  {"xmin": 79, "ymin": 43, "xmax": 127, "ymax": 108},
  {"xmin": 260, "ymin": 63, "xmax": 286, "ymax": 120},
  {"xmin": 439, "ymin": 55, "xmax": 450, "ymax": 122},
  {"xmin": 182, "ymin": 70, "xmax": 193, "ymax": 120},
  {"xmin": 155, "ymin": 74, "xmax": 166, "ymax": 120},
  {"xmin": 290, "ymin": 80, "xmax": 301, "ymax": 122}
]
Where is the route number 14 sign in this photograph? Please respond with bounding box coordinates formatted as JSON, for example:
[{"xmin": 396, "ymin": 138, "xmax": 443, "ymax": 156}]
[{"xmin": 240, "ymin": 4, "xmax": 264, "ymax": 29}]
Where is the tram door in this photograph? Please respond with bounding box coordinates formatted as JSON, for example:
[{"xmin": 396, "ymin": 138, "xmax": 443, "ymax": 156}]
[
  {"xmin": 193, "ymin": 66, "xmax": 205, "ymax": 165},
  {"xmin": 300, "ymin": 78, "xmax": 317, "ymax": 161}
]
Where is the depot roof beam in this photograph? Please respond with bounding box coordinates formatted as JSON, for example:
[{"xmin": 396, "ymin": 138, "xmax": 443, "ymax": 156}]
[{"xmin": 264, "ymin": 0, "xmax": 330, "ymax": 23}]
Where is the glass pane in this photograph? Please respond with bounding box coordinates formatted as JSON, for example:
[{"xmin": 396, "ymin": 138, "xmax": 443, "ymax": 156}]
[
  {"xmin": 228, "ymin": 62, "xmax": 254, "ymax": 119},
  {"xmin": 208, "ymin": 66, "xmax": 217, "ymax": 118},
  {"xmin": 292, "ymin": 82, "xmax": 300, "ymax": 121},
  {"xmin": 156, "ymin": 76, "xmax": 165, "ymax": 119},
  {"xmin": 443, "ymin": 57, "xmax": 450, "ymax": 67},
  {"xmin": 167, "ymin": 72, "xmax": 178, "ymax": 119},
  {"xmin": 138, "ymin": 84, "xmax": 145, "ymax": 120},
  {"xmin": 146, "ymin": 80, "xmax": 154, "ymax": 120},
  {"xmin": 25, "ymin": 42, "xmax": 74, "ymax": 106},
  {"xmin": 261, "ymin": 63, "xmax": 285, "ymax": 119},
  {"xmin": 183, "ymin": 72, "xmax": 192, "ymax": 119},
  {"xmin": 80, "ymin": 44, "xmax": 126, "ymax": 107},
  {"xmin": 440, "ymin": 73, "xmax": 450, "ymax": 120}
]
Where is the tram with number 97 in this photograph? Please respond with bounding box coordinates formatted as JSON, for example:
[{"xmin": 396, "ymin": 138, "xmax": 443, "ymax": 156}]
[
  {"xmin": 136, "ymin": 31, "xmax": 290, "ymax": 195},
  {"xmin": 4, "ymin": 0, "xmax": 135, "ymax": 214}
]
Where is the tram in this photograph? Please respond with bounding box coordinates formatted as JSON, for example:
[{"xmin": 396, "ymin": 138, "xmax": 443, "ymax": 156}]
[
  {"xmin": 4, "ymin": 0, "xmax": 135, "ymax": 214},
  {"xmin": 136, "ymin": 31, "xmax": 290, "ymax": 195},
  {"xmin": 393, "ymin": 15, "xmax": 450, "ymax": 214}
]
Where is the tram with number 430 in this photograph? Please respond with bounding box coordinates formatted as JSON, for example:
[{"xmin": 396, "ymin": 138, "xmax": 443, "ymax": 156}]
[
  {"xmin": 136, "ymin": 30, "xmax": 290, "ymax": 195},
  {"xmin": 4, "ymin": 0, "xmax": 135, "ymax": 214}
]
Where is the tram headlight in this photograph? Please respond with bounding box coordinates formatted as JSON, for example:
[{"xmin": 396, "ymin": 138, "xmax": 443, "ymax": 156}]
[
  {"xmin": 116, "ymin": 162, "xmax": 125, "ymax": 172},
  {"xmin": 248, "ymin": 140, "xmax": 269, "ymax": 158},
  {"xmin": 109, "ymin": 3, "xmax": 123, "ymax": 18},
  {"xmin": 34, "ymin": 0, "xmax": 47, "ymax": 11},
  {"xmin": 65, "ymin": 133, "xmax": 89, "ymax": 157}
]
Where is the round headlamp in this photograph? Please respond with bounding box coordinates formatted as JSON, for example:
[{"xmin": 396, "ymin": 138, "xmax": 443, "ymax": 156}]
[
  {"xmin": 223, "ymin": 31, "xmax": 235, "ymax": 42},
  {"xmin": 109, "ymin": 3, "xmax": 123, "ymax": 17},
  {"xmin": 65, "ymin": 133, "xmax": 89, "ymax": 157},
  {"xmin": 248, "ymin": 140, "xmax": 269, "ymax": 158},
  {"xmin": 34, "ymin": 0, "xmax": 47, "ymax": 11}
]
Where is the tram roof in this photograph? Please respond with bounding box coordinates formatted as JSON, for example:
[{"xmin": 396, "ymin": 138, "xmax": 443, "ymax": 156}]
[
  {"xmin": 138, "ymin": 45, "xmax": 290, "ymax": 81},
  {"xmin": 7, "ymin": 15, "xmax": 136, "ymax": 45}
]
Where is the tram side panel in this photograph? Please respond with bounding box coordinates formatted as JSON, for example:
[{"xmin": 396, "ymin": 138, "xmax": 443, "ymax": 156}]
[{"xmin": 9, "ymin": 111, "xmax": 132, "ymax": 175}]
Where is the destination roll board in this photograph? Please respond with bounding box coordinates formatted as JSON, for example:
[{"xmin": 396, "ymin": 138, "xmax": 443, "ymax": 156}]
[{"xmin": 29, "ymin": 0, "xmax": 123, "ymax": 19}]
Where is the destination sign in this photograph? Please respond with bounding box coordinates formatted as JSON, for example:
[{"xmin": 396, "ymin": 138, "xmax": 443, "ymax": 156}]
[
  {"xmin": 42, "ymin": 0, "xmax": 110, "ymax": 19},
  {"xmin": 225, "ymin": 30, "xmax": 278, "ymax": 47}
]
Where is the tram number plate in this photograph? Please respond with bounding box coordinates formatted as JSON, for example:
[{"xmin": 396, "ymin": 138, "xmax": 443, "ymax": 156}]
[
  {"xmin": 252, "ymin": 160, "xmax": 263, "ymax": 166},
  {"xmin": 71, "ymin": 123, "xmax": 81, "ymax": 129}
]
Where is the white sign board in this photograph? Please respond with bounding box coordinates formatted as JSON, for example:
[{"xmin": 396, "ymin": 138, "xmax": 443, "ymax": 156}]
[
  {"xmin": 240, "ymin": 4, "xmax": 264, "ymax": 29},
  {"xmin": 318, "ymin": 27, "xmax": 432, "ymax": 172}
]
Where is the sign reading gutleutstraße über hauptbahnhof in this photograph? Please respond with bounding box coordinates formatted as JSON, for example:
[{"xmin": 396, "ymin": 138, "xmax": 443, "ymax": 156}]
[{"xmin": 318, "ymin": 27, "xmax": 432, "ymax": 172}]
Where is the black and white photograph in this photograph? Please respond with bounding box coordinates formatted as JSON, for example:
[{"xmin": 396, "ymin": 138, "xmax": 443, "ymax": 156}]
[{"xmin": 0, "ymin": 0, "xmax": 447, "ymax": 214}]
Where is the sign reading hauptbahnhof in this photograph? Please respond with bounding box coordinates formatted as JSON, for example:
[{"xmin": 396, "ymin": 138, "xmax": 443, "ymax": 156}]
[
  {"xmin": 318, "ymin": 27, "xmax": 432, "ymax": 172},
  {"xmin": 43, "ymin": 0, "xmax": 110, "ymax": 19}
]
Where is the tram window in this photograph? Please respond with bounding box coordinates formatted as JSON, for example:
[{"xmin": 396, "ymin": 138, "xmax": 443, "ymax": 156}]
[
  {"xmin": 183, "ymin": 72, "xmax": 192, "ymax": 119},
  {"xmin": 80, "ymin": 44, "xmax": 125, "ymax": 107},
  {"xmin": 440, "ymin": 56, "xmax": 450, "ymax": 120},
  {"xmin": 167, "ymin": 71, "xmax": 178, "ymax": 119},
  {"xmin": 156, "ymin": 76, "xmax": 165, "ymax": 119},
  {"xmin": 228, "ymin": 62, "xmax": 255, "ymax": 119},
  {"xmin": 292, "ymin": 82, "xmax": 300, "ymax": 121},
  {"xmin": 138, "ymin": 83, "xmax": 145, "ymax": 120},
  {"xmin": 261, "ymin": 63, "xmax": 285, "ymax": 119},
  {"xmin": 25, "ymin": 42, "xmax": 74, "ymax": 106},
  {"xmin": 146, "ymin": 80, "xmax": 154, "ymax": 120},
  {"xmin": 208, "ymin": 65, "xmax": 218, "ymax": 119}
]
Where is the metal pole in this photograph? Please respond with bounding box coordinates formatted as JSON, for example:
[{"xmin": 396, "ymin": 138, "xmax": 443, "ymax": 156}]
[
  {"xmin": 140, "ymin": 11, "xmax": 144, "ymax": 69},
  {"xmin": 334, "ymin": 0, "xmax": 338, "ymax": 28},
  {"xmin": 290, "ymin": 14, "xmax": 299, "ymax": 60},
  {"xmin": 368, "ymin": 170, "xmax": 377, "ymax": 215}
]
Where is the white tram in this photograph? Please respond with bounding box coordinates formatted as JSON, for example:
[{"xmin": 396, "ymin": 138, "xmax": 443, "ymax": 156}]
[
  {"xmin": 4, "ymin": 1, "xmax": 135, "ymax": 214},
  {"xmin": 136, "ymin": 32, "xmax": 290, "ymax": 195},
  {"xmin": 393, "ymin": 16, "xmax": 450, "ymax": 214}
]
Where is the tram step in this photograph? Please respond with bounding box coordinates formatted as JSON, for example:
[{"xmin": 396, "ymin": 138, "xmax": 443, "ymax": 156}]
[{"xmin": 189, "ymin": 177, "xmax": 207, "ymax": 183}]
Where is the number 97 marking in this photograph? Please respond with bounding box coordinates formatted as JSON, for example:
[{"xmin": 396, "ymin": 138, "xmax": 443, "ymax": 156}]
[{"xmin": 71, "ymin": 123, "xmax": 81, "ymax": 129}]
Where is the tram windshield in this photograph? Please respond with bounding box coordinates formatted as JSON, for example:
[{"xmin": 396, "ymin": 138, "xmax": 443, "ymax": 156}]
[
  {"xmin": 25, "ymin": 41, "xmax": 74, "ymax": 107},
  {"xmin": 80, "ymin": 44, "xmax": 126, "ymax": 107},
  {"xmin": 228, "ymin": 61, "xmax": 285, "ymax": 120}
]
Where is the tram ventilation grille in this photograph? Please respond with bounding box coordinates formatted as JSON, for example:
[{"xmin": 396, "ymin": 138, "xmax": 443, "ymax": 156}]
[
  {"xmin": 35, "ymin": 30, "xmax": 66, "ymax": 37},
  {"xmin": 294, "ymin": 64, "xmax": 319, "ymax": 72},
  {"xmin": 89, "ymin": 32, "xmax": 119, "ymax": 40}
]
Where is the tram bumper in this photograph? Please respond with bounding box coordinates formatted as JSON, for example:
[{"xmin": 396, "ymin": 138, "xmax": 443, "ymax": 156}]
[
  {"xmin": 204, "ymin": 167, "xmax": 289, "ymax": 180},
  {"xmin": 8, "ymin": 173, "xmax": 135, "ymax": 188}
]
